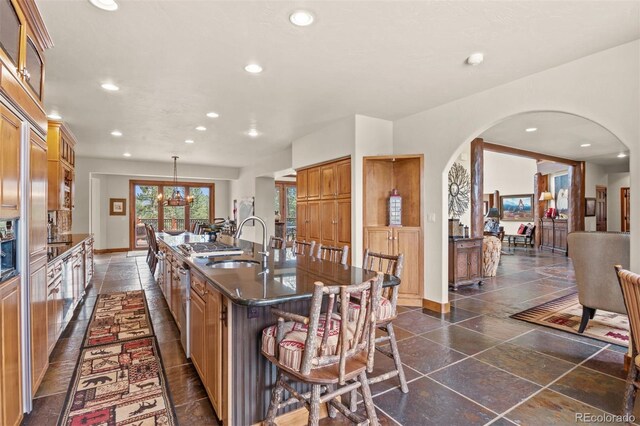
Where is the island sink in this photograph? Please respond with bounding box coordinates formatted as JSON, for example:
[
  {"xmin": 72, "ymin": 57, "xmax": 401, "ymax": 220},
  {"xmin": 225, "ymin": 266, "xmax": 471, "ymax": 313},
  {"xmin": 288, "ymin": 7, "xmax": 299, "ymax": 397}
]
[{"xmin": 207, "ymin": 259, "xmax": 260, "ymax": 269}]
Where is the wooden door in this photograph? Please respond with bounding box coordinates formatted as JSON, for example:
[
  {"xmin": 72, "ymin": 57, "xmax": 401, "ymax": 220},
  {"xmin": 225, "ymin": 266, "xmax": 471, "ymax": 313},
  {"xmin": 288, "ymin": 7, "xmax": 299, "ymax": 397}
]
[
  {"xmin": 394, "ymin": 228, "xmax": 422, "ymax": 299},
  {"xmin": 306, "ymin": 167, "xmax": 321, "ymax": 200},
  {"xmin": 307, "ymin": 201, "xmax": 321, "ymax": 242},
  {"xmin": 205, "ymin": 288, "xmax": 223, "ymax": 415},
  {"xmin": 296, "ymin": 169, "xmax": 307, "ymax": 200},
  {"xmin": 47, "ymin": 279, "xmax": 61, "ymax": 355},
  {"xmin": 0, "ymin": 104, "xmax": 21, "ymax": 219},
  {"xmin": 190, "ymin": 288, "xmax": 206, "ymax": 379},
  {"xmin": 0, "ymin": 277, "xmax": 22, "ymax": 426},
  {"xmin": 320, "ymin": 165, "xmax": 336, "ymax": 199},
  {"xmin": 336, "ymin": 160, "xmax": 351, "ymax": 199},
  {"xmin": 30, "ymin": 259, "xmax": 48, "ymax": 394},
  {"xmin": 336, "ymin": 199, "xmax": 351, "ymax": 247},
  {"xmin": 621, "ymin": 187, "xmax": 631, "ymax": 232},
  {"xmin": 30, "ymin": 133, "xmax": 48, "ymax": 257},
  {"xmin": 363, "ymin": 227, "xmax": 393, "ymax": 256},
  {"xmin": 296, "ymin": 202, "xmax": 307, "ymax": 241},
  {"xmin": 320, "ymin": 200, "xmax": 336, "ymax": 246},
  {"xmin": 596, "ymin": 185, "xmax": 607, "ymax": 232}
]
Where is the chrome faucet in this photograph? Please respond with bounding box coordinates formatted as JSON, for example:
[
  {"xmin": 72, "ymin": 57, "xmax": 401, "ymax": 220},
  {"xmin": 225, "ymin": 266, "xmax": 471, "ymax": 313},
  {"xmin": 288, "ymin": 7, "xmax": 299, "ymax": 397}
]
[{"xmin": 234, "ymin": 215, "xmax": 269, "ymax": 273}]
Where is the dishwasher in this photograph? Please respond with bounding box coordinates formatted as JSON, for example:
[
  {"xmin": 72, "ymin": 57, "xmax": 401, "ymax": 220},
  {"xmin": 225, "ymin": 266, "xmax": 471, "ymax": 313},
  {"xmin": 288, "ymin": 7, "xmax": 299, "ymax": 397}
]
[{"xmin": 177, "ymin": 264, "xmax": 191, "ymax": 358}]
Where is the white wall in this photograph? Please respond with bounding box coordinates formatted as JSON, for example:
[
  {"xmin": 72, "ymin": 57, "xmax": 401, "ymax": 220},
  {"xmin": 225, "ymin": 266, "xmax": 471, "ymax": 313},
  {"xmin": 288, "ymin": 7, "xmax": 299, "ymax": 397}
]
[
  {"xmin": 584, "ymin": 162, "xmax": 608, "ymax": 231},
  {"xmin": 608, "ymin": 172, "xmax": 631, "ymax": 232},
  {"xmin": 393, "ymin": 40, "xmax": 639, "ymax": 305},
  {"xmin": 483, "ymin": 151, "xmax": 537, "ymax": 234}
]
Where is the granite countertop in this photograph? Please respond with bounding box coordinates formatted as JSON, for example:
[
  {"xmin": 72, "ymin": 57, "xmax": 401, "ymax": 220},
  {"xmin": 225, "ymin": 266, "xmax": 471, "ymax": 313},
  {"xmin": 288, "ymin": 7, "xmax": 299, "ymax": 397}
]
[
  {"xmin": 47, "ymin": 233, "xmax": 93, "ymax": 264},
  {"xmin": 157, "ymin": 233, "xmax": 400, "ymax": 306}
]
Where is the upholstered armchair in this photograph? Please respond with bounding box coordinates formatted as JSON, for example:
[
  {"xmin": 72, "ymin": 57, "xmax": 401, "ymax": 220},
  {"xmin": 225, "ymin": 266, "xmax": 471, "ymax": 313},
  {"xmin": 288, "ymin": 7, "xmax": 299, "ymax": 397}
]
[
  {"xmin": 482, "ymin": 235, "xmax": 502, "ymax": 277},
  {"xmin": 567, "ymin": 232, "xmax": 630, "ymax": 333}
]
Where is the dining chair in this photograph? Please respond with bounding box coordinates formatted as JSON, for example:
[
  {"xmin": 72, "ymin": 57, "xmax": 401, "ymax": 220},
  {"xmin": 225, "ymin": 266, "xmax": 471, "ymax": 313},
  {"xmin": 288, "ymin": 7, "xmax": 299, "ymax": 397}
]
[
  {"xmin": 316, "ymin": 244, "xmax": 349, "ymax": 265},
  {"xmin": 293, "ymin": 240, "xmax": 316, "ymax": 256}
]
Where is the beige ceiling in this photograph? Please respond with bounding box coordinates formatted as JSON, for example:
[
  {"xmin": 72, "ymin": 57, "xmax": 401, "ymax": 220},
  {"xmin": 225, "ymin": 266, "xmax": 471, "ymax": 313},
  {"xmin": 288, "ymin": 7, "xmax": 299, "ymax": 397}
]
[
  {"xmin": 37, "ymin": 1, "xmax": 640, "ymax": 167},
  {"xmin": 480, "ymin": 111, "xmax": 630, "ymax": 167}
]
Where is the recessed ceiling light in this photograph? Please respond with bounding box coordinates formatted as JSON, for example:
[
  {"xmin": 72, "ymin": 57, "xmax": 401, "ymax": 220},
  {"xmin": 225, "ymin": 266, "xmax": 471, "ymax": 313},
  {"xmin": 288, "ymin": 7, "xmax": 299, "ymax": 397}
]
[
  {"xmin": 289, "ymin": 10, "xmax": 315, "ymax": 26},
  {"xmin": 247, "ymin": 129, "xmax": 259, "ymax": 138},
  {"xmin": 525, "ymin": 127, "xmax": 537, "ymax": 132},
  {"xmin": 195, "ymin": 126, "xmax": 206, "ymax": 131},
  {"xmin": 123, "ymin": 152, "xmax": 131, "ymax": 157},
  {"xmin": 466, "ymin": 52, "xmax": 484, "ymax": 66},
  {"xmin": 618, "ymin": 153, "xmax": 627, "ymax": 158},
  {"xmin": 206, "ymin": 112, "xmax": 219, "ymax": 118},
  {"xmin": 101, "ymin": 82, "xmax": 119, "ymax": 91},
  {"xmin": 245, "ymin": 64, "xmax": 263, "ymax": 74},
  {"xmin": 47, "ymin": 112, "xmax": 62, "ymax": 120},
  {"xmin": 580, "ymin": 143, "xmax": 591, "ymax": 147},
  {"xmin": 185, "ymin": 139, "xmax": 195, "ymax": 144},
  {"xmin": 89, "ymin": 0, "xmax": 118, "ymax": 11},
  {"xmin": 111, "ymin": 130, "xmax": 122, "ymax": 137}
]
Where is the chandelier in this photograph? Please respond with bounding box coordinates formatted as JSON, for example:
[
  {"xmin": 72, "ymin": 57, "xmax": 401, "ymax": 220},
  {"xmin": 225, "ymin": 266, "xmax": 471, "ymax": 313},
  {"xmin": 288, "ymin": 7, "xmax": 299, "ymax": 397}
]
[{"xmin": 157, "ymin": 156, "xmax": 194, "ymax": 206}]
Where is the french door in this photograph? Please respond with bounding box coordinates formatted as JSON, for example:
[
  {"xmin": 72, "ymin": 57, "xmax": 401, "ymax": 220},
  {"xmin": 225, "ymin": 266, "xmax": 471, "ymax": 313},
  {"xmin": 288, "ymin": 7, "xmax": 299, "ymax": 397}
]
[{"xmin": 129, "ymin": 180, "xmax": 214, "ymax": 249}]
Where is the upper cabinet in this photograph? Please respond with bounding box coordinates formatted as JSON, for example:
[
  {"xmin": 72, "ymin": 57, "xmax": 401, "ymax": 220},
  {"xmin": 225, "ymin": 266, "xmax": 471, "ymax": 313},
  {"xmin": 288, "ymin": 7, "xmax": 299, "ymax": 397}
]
[
  {"xmin": 0, "ymin": 0, "xmax": 22, "ymax": 71},
  {"xmin": 47, "ymin": 121, "xmax": 76, "ymax": 211},
  {"xmin": 0, "ymin": 103, "xmax": 21, "ymax": 219}
]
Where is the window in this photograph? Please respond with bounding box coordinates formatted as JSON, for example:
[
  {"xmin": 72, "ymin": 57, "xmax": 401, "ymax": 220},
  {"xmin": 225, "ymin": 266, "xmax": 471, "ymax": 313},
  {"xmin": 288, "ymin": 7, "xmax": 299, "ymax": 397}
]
[{"xmin": 275, "ymin": 181, "xmax": 296, "ymax": 241}]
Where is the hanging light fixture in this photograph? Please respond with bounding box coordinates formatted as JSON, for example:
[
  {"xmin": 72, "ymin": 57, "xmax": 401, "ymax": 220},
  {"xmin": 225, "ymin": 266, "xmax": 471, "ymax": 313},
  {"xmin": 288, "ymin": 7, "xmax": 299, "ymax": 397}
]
[{"xmin": 157, "ymin": 156, "xmax": 194, "ymax": 206}]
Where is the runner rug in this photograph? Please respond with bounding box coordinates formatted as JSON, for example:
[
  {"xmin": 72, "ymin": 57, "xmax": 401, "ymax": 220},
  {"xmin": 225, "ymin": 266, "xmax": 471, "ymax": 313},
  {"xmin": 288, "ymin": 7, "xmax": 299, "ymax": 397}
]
[
  {"xmin": 511, "ymin": 292, "xmax": 629, "ymax": 347},
  {"xmin": 58, "ymin": 290, "xmax": 176, "ymax": 426}
]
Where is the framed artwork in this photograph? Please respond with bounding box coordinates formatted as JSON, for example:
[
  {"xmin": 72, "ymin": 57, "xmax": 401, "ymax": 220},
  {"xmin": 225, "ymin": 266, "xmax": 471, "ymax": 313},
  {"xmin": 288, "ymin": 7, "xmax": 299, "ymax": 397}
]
[
  {"xmin": 500, "ymin": 194, "xmax": 534, "ymax": 221},
  {"xmin": 238, "ymin": 197, "xmax": 255, "ymax": 224},
  {"xmin": 585, "ymin": 197, "xmax": 596, "ymax": 217},
  {"xmin": 109, "ymin": 198, "xmax": 126, "ymax": 216},
  {"xmin": 554, "ymin": 173, "xmax": 570, "ymax": 215}
]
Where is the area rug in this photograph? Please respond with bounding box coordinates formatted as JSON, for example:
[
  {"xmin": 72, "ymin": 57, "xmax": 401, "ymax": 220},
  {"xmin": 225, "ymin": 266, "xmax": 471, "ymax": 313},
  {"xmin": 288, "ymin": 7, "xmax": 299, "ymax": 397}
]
[
  {"xmin": 58, "ymin": 337, "xmax": 176, "ymax": 426},
  {"xmin": 84, "ymin": 290, "xmax": 153, "ymax": 348},
  {"xmin": 511, "ymin": 292, "xmax": 629, "ymax": 347}
]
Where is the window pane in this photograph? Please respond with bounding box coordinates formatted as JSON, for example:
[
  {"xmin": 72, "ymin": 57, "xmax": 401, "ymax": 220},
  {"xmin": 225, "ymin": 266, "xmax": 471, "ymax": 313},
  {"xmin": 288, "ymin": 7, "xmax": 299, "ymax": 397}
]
[
  {"xmin": 0, "ymin": 0, "xmax": 20, "ymax": 67},
  {"xmin": 134, "ymin": 185, "xmax": 158, "ymax": 248},
  {"xmin": 26, "ymin": 38, "xmax": 43, "ymax": 98},
  {"xmin": 164, "ymin": 186, "xmax": 186, "ymax": 230},
  {"xmin": 189, "ymin": 186, "xmax": 210, "ymax": 230},
  {"xmin": 275, "ymin": 186, "xmax": 281, "ymax": 216}
]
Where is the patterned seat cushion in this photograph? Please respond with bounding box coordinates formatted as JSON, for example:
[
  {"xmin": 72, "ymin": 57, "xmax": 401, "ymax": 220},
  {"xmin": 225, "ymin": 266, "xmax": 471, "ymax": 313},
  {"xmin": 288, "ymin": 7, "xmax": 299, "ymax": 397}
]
[
  {"xmin": 347, "ymin": 297, "xmax": 394, "ymax": 322},
  {"xmin": 262, "ymin": 314, "xmax": 353, "ymax": 371}
]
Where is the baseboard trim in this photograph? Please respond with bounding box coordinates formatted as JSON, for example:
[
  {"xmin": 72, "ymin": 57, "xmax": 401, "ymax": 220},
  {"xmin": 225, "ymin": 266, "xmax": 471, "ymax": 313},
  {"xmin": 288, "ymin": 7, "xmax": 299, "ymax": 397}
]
[
  {"xmin": 422, "ymin": 298, "xmax": 451, "ymax": 313},
  {"xmin": 94, "ymin": 247, "xmax": 129, "ymax": 254}
]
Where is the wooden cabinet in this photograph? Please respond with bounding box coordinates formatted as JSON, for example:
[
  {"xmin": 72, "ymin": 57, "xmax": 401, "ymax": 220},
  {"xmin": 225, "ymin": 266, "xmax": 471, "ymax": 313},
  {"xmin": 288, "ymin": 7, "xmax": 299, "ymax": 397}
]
[
  {"xmin": 190, "ymin": 286, "xmax": 206, "ymax": 379},
  {"xmin": 320, "ymin": 200, "xmax": 336, "ymax": 246},
  {"xmin": 320, "ymin": 159, "xmax": 350, "ymax": 200},
  {"xmin": 364, "ymin": 226, "xmax": 422, "ymax": 303},
  {"xmin": 0, "ymin": 276, "xmax": 22, "ymax": 426},
  {"xmin": 296, "ymin": 202, "xmax": 308, "ymax": 241},
  {"xmin": 363, "ymin": 155, "xmax": 423, "ymax": 306},
  {"xmin": 540, "ymin": 218, "xmax": 568, "ymax": 254},
  {"xmin": 296, "ymin": 169, "xmax": 307, "ymax": 200},
  {"xmin": 306, "ymin": 168, "xmax": 320, "ymax": 200},
  {"xmin": 205, "ymin": 285, "xmax": 225, "ymax": 417},
  {"xmin": 30, "ymin": 257, "xmax": 47, "ymax": 394},
  {"xmin": 47, "ymin": 121, "xmax": 77, "ymax": 211},
  {"xmin": 0, "ymin": 104, "xmax": 20, "ymax": 219},
  {"xmin": 307, "ymin": 201, "xmax": 321, "ymax": 242},
  {"xmin": 30, "ymin": 132, "xmax": 47, "ymax": 256},
  {"xmin": 448, "ymin": 237, "xmax": 483, "ymax": 290}
]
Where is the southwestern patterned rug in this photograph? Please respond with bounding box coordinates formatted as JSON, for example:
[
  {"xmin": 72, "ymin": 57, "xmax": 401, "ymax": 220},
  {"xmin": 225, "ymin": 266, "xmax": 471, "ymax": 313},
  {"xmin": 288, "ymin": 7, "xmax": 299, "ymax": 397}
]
[
  {"xmin": 511, "ymin": 292, "xmax": 629, "ymax": 347},
  {"xmin": 84, "ymin": 290, "xmax": 153, "ymax": 347},
  {"xmin": 58, "ymin": 290, "xmax": 177, "ymax": 425}
]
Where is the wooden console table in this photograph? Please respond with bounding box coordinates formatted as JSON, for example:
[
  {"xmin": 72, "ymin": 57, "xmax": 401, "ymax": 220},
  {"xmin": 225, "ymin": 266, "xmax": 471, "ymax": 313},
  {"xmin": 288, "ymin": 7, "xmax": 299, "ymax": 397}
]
[
  {"xmin": 448, "ymin": 237, "xmax": 483, "ymax": 290},
  {"xmin": 539, "ymin": 218, "xmax": 568, "ymax": 254}
]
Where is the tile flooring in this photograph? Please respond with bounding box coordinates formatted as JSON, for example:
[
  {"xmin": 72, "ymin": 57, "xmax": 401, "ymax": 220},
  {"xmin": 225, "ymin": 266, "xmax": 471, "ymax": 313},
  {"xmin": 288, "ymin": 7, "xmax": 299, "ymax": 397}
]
[{"xmin": 24, "ymin": 247, "xmax": 636, "ymax": 425}]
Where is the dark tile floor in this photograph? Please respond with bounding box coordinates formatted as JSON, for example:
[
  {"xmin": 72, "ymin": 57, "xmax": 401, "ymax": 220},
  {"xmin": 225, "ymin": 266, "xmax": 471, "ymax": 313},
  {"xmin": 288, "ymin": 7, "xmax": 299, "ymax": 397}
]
[{"xmin": 23, "ymin": 247, "xmax": 636, "ymax": 425}]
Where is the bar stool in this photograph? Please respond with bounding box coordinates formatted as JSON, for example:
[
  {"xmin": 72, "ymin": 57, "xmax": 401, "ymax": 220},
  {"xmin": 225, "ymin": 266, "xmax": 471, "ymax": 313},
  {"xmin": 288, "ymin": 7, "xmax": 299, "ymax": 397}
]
[
  {"xmin": 316, "ymin": 244, "xmax": 349, "ymax": 265},
  {"xmin": 261, "ymin": 274, "xmax": 383, "ymax": 425},
  {"xmin": 268, "ymin": 236, "xmax": 285, "ymax": 249},
  {"xmin": 293, "ymin": 240, "xmax": 316, "ymax": 256},
  {"xmin": 350, "ymin": 249, "xmax": 408, "ymax": 395}
]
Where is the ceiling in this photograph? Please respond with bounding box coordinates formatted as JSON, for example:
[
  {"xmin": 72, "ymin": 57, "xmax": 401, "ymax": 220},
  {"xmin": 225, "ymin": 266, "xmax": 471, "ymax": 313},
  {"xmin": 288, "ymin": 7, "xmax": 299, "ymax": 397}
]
[
  {"xmin": 37, "ymin": 1, "xmax": 640, "ymax": 167},
  {"xmin": 480, "ymin": 111, "xmax": 630, "ymax": 167}
]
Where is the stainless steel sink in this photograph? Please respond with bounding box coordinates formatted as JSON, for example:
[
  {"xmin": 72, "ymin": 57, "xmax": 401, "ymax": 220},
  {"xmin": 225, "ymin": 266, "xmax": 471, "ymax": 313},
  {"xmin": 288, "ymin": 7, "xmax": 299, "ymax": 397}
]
[{"xmin": 207, "ymin": 260, "xmax": 260, "ymax": 269}]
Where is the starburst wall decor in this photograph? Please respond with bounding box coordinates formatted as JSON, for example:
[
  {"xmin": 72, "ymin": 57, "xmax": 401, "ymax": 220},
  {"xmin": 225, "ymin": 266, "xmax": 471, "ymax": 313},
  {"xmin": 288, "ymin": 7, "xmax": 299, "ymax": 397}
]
[{"xmin": 448, "ymin": 162, "xmax": 470, "ymax": 219}]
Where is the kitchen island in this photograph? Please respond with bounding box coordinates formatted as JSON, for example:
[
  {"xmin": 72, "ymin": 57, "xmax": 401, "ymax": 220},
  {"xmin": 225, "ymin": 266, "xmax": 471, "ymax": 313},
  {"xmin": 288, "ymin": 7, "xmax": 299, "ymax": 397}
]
[{"xmin": 156, "ymin": 233, "xmax": 399, "ymax": 425}]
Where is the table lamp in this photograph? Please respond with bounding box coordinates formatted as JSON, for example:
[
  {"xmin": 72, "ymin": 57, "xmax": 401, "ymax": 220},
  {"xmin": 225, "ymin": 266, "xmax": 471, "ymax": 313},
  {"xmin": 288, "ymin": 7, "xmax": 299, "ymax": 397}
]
[{"xmin": 539, "ymin": 192, "xmax": 555, "ymax": 217}]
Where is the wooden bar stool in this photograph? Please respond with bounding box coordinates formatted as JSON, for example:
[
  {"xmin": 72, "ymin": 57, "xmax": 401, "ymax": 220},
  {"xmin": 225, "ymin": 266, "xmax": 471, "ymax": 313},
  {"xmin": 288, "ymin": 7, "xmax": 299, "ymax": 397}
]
[
  {"xmin": 293, "ymin": 240, "xmax": 316, "ymax": 256},
  {"xmin": 316, "ymin": 244, "xmax": 349, "ymax": 265},
  {"xmin": 261, "ymin": 274, "xmax": 383, "ymax": 425},
  {"xmin": 351, "ymin": 249, "xmax": 408, "ymax": 395},
  {"xmin": 269, "ymin": 236, "xmax": 285, "ymax": 249}
]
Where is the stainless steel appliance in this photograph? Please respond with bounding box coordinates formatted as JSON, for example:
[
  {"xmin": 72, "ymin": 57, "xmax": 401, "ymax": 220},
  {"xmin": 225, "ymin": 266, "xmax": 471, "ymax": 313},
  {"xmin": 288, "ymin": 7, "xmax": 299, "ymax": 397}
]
[
  {"xmin": 177, "ymin": 264, "xmax": 191, "ymax": 358},
  {"xmin": 60, "ymin": 256, "xmax": 75, "ymax": 325},
  {"xmin": 0, "ymin": 219, "xmax": 18, "ymax": 282},
  {"xmin": 178, "ymin": 241, "xmax": 243, "ymax": 258}
]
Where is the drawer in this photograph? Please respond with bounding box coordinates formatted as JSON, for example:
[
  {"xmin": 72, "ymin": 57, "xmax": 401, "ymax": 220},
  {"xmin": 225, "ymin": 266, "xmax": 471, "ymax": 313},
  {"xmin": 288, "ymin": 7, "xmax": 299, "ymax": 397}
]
[
  {"xmin": 191, "ymin": 274, "xmax": 208, "ymax": 298},
  {"xmin": 455, "ymin": 240, "xmax": 482, "ymax": 249}
]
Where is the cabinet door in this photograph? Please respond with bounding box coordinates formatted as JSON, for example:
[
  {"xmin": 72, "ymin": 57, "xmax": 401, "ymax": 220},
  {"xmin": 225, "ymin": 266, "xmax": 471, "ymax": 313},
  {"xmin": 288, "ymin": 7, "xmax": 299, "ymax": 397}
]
[
  {"xmin": 205, "ymin": 288, "xmax": 223, "ymax": 415},
  {"xmin": 0, "ymin": 0, "xmax": 22, "ymax": 70},
  {"xmin": 320, "ymin": 200, "xmax": 336, "ymax": 246},
  {"xmin": 24, "ymin": 36, "xmax": 44, "ymax": 100},
  {"xmin": 171, "ymin": 269, "xmax": 181, "ymax": 328},
  {"xmin": 30, "ymin": 133, "xmax": 47, "ymax": 258},
  {"xmin": 320, "ymin": 165, "xmax": 335, "ymax": 199},
  {"xmin": 394, "ymin": 228, "xmax": 422, "ymax": 299},
  {"xmin": 30, "ymin": 260, "xmax": 48, "ymax": 394},
  {"xmin": 296, "ymin": 169, "xmax": 307, "ymax": 200},
  {"xmin": 296, "ymin": 202, "xmax": 307, "ymax": 241},
  {"xmin": 190, "ymin": 288, "xmax": 206, "ymax": 379},
  {"xmin": 468, "ymin": 244, "xmax": 482, "ymax": 280},
  {"xmin": 336, "ymin": 160, "xmax": 351, "ymax": 199},
  {"xmin": 0, "ymin": 277, "xmax": 22, "ymax": 426},
  {"xmin": 307, "ymin": 201, "xmax": 321, "ymax": 242},
  {"xmin": 0, "ymin": 104, "xmax": 20, "ymax": 219},
  {"xmin": 47, "ymin": 280, "xmax": 60, "ymax": 355},
  {"xmin": 455, "ymin": 247, "xmax": 471, "ymax": 282},
  {"xmin": 307, "ymin": 167, "xmax": 321, "ymax": 200},
  {"xmin": 363, "ymin": 227, "xmax": 393, "ymax": 256},
  {"xmin": 336, "ymin": 199, "xmax": 351, "ymax": 246}
]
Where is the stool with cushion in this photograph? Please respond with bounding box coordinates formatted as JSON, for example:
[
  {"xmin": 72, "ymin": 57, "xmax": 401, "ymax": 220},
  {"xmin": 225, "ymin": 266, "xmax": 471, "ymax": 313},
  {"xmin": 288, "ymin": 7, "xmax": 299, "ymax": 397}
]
[
  {"xmin": 482, "ymin": 236, "xmax": 502, "ymax": 277},
  {"xmin": 293, "ymin": 240, "xmax": 316, "ymax": 256},
  {"xmin": 261, "ymin": 274, "xmax": 383, "ymax": 425},
  {"xmin": 316, "ymin": 244, "xmax": 349, "ymax": 265}
]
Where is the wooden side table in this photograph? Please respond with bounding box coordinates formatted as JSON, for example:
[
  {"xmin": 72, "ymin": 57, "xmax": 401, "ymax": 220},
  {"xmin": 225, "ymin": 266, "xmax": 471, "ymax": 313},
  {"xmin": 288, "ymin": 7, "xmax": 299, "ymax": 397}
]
[{"xmin": 448, "ymin": 237, "xmax": 484, "ymax": 290}]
